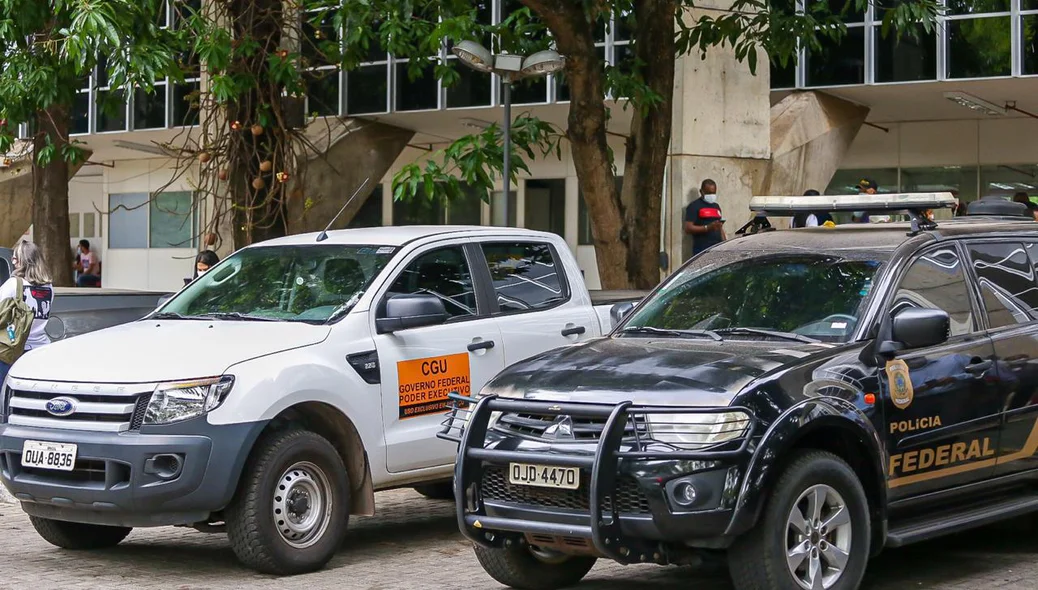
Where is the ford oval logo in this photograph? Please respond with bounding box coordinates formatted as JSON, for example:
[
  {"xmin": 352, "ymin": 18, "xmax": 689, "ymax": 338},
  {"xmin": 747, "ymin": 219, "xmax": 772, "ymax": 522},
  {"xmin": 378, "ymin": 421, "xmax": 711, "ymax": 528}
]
[{"xmin": 45, "ymin": 397, "xmax": 77, "ymax": 417}]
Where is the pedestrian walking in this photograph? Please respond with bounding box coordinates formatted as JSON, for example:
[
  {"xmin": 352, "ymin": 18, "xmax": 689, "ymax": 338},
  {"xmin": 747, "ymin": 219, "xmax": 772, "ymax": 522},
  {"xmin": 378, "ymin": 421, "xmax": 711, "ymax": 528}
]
[
  {"xmin": 683, "ymin": 179, "xmax": 726, "ymax": 257},
  {"xmin": 0, "ymin": 241, "xmax": 54, "ymax": 384}
]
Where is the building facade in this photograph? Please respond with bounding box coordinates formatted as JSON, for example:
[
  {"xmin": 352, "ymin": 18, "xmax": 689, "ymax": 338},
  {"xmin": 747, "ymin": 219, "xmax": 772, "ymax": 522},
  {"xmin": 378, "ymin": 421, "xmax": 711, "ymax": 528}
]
[{"xmin": 12, "ymin": 0, "xmax": 1038, "ymax": 292}]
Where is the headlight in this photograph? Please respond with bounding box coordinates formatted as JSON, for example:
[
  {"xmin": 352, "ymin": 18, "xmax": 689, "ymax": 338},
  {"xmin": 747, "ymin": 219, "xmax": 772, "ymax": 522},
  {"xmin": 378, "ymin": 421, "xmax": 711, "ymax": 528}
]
[
  {"xmin": 144, "ymin": 376, "xmax": 235, "ymax": 425},
  {"xmin": 645, "ymin": 411, "xmax": 750, "ymax": 449}
]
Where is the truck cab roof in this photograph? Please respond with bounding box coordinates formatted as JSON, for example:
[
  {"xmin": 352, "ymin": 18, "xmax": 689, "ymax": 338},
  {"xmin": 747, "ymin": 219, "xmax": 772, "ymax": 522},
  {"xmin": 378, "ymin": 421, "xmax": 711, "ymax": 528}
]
[{"xmin": 254, "ymin": 225, "xmax": 564, "ymax": 249}]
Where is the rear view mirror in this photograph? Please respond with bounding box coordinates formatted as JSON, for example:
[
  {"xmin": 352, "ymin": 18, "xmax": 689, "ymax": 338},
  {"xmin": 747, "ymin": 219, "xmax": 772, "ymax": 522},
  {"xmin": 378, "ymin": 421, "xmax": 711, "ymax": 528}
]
[
  {"xmin": 610, "ymin": 301, "xmax": 635, "ymax": 326},
  {"xmin": 376, "ymin": 294, "xmax": 449, "ymax": 334},
  {"xmin": 889, "ymin": 307, "xmax": 950, "ymax": 350}
]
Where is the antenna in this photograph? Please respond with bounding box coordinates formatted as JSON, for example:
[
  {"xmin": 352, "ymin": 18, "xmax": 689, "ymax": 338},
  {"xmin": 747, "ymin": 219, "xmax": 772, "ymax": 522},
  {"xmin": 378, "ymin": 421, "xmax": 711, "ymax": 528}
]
[{"xmin": 316, "ymin": 177, "xmax": 370, "ymax": 242}]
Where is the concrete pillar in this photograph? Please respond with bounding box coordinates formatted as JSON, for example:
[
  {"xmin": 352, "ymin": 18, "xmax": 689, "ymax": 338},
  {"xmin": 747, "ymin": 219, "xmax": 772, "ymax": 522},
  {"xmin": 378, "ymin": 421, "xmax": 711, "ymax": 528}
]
[
  {"xmin": 666, "ymin": 0, "xmax": 771, "ymax": 270},
  {"xmin": 762, "ymin": 91, "xmax": 870, "ymax": 199},
  {"xmin": 287, "ymin": 118, "xmax": 414, "ymax": 234}
]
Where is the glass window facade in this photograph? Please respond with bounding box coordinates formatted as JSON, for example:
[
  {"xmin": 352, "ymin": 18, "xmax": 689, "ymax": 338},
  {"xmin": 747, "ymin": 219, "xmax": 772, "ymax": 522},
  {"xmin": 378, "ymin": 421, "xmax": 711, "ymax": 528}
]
[
  {"xmin": 824, "ymin": 165, "xmax": 1038, "ymax": 209},
  {"xmin": 775, "ymin": 0, "xmax": 1034, "ymax": 88}
]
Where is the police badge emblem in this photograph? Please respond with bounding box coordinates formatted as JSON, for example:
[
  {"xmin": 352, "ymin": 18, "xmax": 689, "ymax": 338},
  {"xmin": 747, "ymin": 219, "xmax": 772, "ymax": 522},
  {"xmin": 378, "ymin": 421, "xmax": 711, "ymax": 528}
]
[{"xmin": 885, "ymin": 359, "xmax": 913, "ymax": 410}]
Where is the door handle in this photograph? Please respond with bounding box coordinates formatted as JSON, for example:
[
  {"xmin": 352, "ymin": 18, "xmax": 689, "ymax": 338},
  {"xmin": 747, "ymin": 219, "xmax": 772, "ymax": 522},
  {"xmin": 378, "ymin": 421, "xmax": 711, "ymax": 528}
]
[
  {"xmin": 561, "ymin": 326, "xmax": 586, "ymax": 337},
  {"xmin": 965, "ymin": 360, "xmax": 993, "ymax": 374},
  {"xmin": 467, "ymin": 340, "xmax": 495, "ymax": 352}
]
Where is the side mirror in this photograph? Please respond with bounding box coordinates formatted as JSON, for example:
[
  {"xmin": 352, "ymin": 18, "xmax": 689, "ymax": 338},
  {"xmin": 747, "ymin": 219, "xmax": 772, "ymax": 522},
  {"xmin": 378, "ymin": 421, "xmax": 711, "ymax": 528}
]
[
  {"xmin": 376, "ymin": 294, "xmax": 449, "ymax": 334},
  {"xmin": 887, "ymin": 307, "xmax": 950, "ymax": 351},
  {"xmin": 610, "ymin": 301, "xmax": 636, "ymax": 327}
]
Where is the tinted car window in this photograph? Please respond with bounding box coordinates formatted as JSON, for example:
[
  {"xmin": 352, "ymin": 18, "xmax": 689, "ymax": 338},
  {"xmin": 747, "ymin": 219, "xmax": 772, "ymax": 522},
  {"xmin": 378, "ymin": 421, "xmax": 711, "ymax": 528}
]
[
  {"xmin": 388, "ymin": 247, "xmax": 476, "ymax": 319},
  {"xmin": 967, "ymin": 242, "xmax": 1038, "ymax": 329},
  {"xmin": 891, "ymin": 246, "xmax": 974, "ymax": 337},
  {"xmin": 481, "ymin": 242, "xmax": 567, "ymax": 313},
  {"xmin": 623, "ymin": 254, "xmax": 883, "ymax": 343},
  {"xmin": 166, "ymin": 245, "xmax": 396, "ymax": 322}
]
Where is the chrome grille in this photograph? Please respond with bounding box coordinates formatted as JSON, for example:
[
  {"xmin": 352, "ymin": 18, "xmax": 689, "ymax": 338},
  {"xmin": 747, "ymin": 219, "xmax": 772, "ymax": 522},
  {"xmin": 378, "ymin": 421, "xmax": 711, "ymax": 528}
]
[
  {"xmin": 481, "ymin": 466, "xmax": 651, "ymax": 514},
  {"xmin": 4, "ymin": 378, "xmax": 155, "ymax": 433},
  {"xmin": 493, "ymin": 412, "xmax": 649, "ymax": 442}
]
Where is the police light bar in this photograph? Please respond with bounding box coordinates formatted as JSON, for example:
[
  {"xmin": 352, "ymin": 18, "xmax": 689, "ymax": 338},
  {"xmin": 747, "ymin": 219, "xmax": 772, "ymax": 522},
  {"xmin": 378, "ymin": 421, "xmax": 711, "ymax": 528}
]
[{"xmin": 748, "ymin": 192, "xmax": 957, "ymax": 215}]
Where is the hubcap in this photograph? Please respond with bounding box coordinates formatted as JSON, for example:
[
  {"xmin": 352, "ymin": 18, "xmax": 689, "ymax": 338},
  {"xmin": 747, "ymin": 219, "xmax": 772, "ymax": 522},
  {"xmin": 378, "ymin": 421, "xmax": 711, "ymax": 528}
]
[
  {"xmin": 272, "ymin": 461, "xmax": 333, "ymax": 549},
  {"xmin": 785, "ymin": 484, "xmax": 853, "ymax": 590}
]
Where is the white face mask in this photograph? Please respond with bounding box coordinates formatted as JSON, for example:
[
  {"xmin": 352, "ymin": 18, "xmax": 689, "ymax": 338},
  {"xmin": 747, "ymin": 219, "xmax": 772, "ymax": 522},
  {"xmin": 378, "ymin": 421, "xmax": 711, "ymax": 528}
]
[
  {"xmin": 703, "ymin": 194, "xmax": 718, "ymax": 204},
  {"xmin": 196, "ymin": 269, "xmax": 208, "ymax": 277}
]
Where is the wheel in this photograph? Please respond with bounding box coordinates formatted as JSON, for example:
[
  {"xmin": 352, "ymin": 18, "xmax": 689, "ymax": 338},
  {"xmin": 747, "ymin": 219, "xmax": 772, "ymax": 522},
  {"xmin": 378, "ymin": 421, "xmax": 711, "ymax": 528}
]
[
  {"xmin": 226, "ymin": 429, "xmax": 350, "ymax": 575},
  {"xmin": 414, "ymin": 481, "xmax": 454, "ymax": 500},
  {"xmin": 473, "ymin": 543, "xmax": 596, "ymax": 590},
  {"xmin": 28, "ymin": 516, "xmax": 131, "ymax": 549},
  {"xmin": 728, "ymin": 450, "xmax": 870, "ymax": 590}
]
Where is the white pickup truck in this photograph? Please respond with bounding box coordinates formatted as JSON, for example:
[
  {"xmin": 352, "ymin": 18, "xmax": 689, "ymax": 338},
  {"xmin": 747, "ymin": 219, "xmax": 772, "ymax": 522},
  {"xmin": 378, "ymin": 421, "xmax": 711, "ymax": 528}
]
[{"xmin": 0, "ymin": 226, "xmax": 642, "ymax": 575}]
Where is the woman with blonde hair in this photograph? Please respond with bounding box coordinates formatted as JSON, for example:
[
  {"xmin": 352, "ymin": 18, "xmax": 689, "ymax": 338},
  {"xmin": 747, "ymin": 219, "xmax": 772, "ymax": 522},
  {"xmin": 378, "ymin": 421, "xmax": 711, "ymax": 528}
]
[{"xmin": 0, "ymin": 241, "xmax": 54, "ymax": 383}]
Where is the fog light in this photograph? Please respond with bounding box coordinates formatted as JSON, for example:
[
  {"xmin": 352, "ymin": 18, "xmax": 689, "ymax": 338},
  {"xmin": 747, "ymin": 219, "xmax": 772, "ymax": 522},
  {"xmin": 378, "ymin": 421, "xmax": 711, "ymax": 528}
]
[{"xmin": 673, "ymin": 482, "xmax": 697, "ymax": 506}]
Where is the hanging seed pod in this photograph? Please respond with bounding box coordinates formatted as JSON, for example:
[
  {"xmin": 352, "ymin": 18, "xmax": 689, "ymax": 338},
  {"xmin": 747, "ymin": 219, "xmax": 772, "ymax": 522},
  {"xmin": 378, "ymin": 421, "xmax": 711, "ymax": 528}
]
[
  {"xmin": 259, "ymin": 160, "xmax": 273, "ymax": 172},
  {"xmin": 276, "ymin": 171, "xmax": 290, "ymax": 183},
  {"xmin": 198, "ymin": 152, "xmax": 211, "ymax": 164},
  {"xmin": 218, "ymin": 169, "xmax": 229, "ymax": 181},
  {"xmin": 252, "ymin": 177, "xmax": 266, "ymax": 190},
  {"xmin": 251, "ymin": 124, "xmax": 264, "ymax": 137}
]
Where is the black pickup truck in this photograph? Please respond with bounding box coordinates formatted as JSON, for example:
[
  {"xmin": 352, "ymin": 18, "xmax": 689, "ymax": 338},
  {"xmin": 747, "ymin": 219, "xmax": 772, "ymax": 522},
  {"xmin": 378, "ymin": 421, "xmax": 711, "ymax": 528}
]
[{"xmin": 441, "ymin": 194, "xmax": 1038, "ymax": 590}]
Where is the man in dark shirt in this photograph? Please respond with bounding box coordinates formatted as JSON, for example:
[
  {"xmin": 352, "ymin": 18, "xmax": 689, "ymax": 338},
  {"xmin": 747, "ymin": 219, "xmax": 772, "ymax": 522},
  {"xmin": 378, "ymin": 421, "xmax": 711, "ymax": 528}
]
[{"xmin": 684, "ymin": 179, "xmax": 726, "ymax": 257}]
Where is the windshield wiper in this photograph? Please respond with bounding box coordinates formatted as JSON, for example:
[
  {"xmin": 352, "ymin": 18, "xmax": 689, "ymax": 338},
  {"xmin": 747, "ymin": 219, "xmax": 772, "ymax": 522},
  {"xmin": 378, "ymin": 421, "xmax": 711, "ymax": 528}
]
[
  {"xmin": 619, "ymin": 326, "xmax": 723, "ymax": 341},
  {"xmin": 198, "ymin": 312, "xmax": 278, "ymax": 322},
  {"xmin": 716, "ymin": 327, "xmax": 819, "ymax": 344},
  {"xmin": 151, "ymin": 312, "xmax": 195, "ymax": 320}
]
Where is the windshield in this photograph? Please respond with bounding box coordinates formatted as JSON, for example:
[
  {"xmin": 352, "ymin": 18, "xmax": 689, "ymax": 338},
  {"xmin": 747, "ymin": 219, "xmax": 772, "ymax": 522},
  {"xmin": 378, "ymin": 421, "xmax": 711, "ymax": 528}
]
[
  {"xmin": 622, "ymin": 251, "xmax": 887, "ymax": 343},
  {"xmin": 160, "ymin": 244, "xmax": 397, "ymax": 323}
]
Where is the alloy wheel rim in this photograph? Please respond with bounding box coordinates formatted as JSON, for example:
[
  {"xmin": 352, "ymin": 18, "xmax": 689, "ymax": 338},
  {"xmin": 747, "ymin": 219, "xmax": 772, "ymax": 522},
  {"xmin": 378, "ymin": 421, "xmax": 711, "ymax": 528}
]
[
  {"xmin": 272, "ymin": 461, "xmax": 333, "ymax": 549},
  {"xmin": 785, "ymin": 484, "xmax": 853, "ymax": 590}
]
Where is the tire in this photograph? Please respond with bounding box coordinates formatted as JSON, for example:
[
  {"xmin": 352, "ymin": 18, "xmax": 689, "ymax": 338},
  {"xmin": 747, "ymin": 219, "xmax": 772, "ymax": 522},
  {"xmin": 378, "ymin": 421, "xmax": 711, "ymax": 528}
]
[
  {"xmin": 226, "ymin": 429, "xmax": 350, "ymax": 575},
  {"xmin": 28, "ymin": 516, "xmax": 131, "ymax": 550},
  {"xmin": 414, "ymin": 482, "xmax": 454, "ymax": 501},
  {"xmin": 728, "ymin": 450, "xmax": 870, "ymax": 590},
  {"xmin": 473, "ymin": 543, "xmax": 596, "ymax": 590}
]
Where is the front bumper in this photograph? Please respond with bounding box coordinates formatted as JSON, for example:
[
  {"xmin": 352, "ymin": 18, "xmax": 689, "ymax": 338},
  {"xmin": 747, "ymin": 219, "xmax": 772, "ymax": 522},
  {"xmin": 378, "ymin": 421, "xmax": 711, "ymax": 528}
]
[
  {"xmin": 439, "ymin": 394, "xmax": 756, "ymax": 563},
  {"xmin": 0, "ymin": 417, "xmax": 266, "ymax": 527}
]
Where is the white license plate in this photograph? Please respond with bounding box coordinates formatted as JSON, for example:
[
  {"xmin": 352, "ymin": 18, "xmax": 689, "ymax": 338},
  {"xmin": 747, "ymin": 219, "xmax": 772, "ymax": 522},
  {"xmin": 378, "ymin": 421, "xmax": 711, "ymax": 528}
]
[
  {"xmin": 508, "ymin": 463, "xmax": 580, "ymax": 490},
  {"xmin": 21, "ymin": 440, "xmax": 77, "ymax": 472}
]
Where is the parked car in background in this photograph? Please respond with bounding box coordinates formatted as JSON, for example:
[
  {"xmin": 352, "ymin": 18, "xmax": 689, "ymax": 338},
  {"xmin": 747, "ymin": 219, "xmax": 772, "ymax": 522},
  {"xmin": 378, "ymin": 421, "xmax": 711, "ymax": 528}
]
[{"xmin": 1, "ymin": 246, "xmax": 170, "ymax": 341}]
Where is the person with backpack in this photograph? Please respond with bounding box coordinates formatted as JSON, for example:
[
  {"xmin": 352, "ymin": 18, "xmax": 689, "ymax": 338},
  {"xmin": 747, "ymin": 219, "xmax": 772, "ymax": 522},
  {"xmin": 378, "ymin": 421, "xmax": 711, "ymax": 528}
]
[{"xmin": 0, "ymin": 241, "xmax": 54, "ymax": 384}]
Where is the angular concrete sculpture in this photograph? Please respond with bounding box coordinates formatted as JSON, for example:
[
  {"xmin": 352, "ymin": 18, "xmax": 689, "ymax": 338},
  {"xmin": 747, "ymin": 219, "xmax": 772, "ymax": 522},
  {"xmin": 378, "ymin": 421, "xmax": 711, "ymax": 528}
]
[
  {"xmin": 0, "ymin": 140, "xmax": 92, "ymax": 247},
  {"xmin": 761, "ymin": 91, "xmax": 870, "ymax": 197},
  {"xmin": 288, "ymin": 118, "xmax": 415, "ymax": 233}
]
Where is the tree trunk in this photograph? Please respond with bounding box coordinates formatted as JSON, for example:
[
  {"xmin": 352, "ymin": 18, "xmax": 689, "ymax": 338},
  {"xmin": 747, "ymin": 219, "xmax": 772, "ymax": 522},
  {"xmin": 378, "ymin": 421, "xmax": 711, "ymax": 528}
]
[
  {"xmin": 32, "ymin": 105, "xmax": 74, "ymax": 287},
  {"xmin": 226, "ymin": 0, "xmax": 289, "ymax": 247},
  {"xmin": 522, "ymin": 1, "xmax": 675, "ymax": 289},
  {"xmin": 620, "ymin": 0, "xmax": 677, "ymax": 289}
]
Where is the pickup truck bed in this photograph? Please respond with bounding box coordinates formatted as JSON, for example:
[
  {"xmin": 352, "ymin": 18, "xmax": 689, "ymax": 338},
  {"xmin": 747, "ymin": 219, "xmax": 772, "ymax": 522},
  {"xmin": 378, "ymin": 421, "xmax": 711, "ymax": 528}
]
[{"xmin": 590, "ymin": 290, "xmax": 650, "ymax": 306}]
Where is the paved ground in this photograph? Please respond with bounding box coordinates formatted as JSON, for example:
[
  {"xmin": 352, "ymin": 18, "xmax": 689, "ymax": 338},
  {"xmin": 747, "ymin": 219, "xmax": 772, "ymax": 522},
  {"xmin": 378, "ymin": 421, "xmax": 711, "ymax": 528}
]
[{"xmin": 0, "ymin": 488, "xmax": 1036, "ymax": 589}]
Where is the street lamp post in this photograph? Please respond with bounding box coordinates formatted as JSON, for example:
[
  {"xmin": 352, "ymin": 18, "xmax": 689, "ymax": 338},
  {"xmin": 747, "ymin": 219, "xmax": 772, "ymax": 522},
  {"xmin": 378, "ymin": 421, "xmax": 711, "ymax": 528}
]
[{"xmin": 452, "ymin": 41, "xmax": 565, "ymax": 215}]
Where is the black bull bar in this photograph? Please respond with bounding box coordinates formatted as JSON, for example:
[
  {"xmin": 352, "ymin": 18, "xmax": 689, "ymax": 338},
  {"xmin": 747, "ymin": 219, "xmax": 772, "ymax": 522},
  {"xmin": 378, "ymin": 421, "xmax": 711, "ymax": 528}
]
[{"xmin": 437, "ymin": 393, "xmax": 757, "ymax": 562}]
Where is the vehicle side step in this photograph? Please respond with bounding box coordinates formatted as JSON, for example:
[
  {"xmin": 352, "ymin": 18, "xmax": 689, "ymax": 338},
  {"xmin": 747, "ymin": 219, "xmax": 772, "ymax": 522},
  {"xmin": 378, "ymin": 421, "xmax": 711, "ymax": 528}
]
[{"xmin": 886, "ymin": 493, "xmax": 1038, "ymax": 548}]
